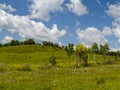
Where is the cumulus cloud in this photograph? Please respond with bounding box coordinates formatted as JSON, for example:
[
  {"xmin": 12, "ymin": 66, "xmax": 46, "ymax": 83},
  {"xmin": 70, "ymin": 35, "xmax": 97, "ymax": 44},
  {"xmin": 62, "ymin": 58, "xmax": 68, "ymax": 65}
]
[
  {"xmin": 0, "ymin": 7, "xmax": 67, "ymax": 43},
  {"xmin": 113, "ymin": 26, "xmax": 120, "ymax": 38},
  {"xmin": 118, "ymin": 39, "xmax": 120, "ymax": 43},
  {"xmin": 77, "ymin": 27, "xmax": 107, "ymax": 46},
  {"xmin": 107, "ymin": 3, "xmax": 120, "ymax": 43},
  {"xmin": 0, "ymin": 3, "xmax": 16, "ymax": 12},
  {"xmin": 66, "ymin": 0, "xmax": 88, "ymax": 16},
  {"xmin": 107, "ymin": 3, "xmax": 120, "ymax": 23},
  {"xmin": 29, "ymin": 0, "xmax": 64, "ymax": 21},
  {"xmin": 2, "ymin": 36, "xmax": 13, "ymax": 44},
  {"xmin": 102, "ymin": 26, "xmax": 112, "ymax": 36}
]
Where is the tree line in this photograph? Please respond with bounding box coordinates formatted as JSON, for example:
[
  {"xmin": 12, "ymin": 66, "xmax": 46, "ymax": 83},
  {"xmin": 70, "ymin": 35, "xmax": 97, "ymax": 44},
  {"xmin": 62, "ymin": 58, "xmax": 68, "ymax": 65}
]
[
  {"xmin": 0, "ymin": 39, "xmax": 62, "ymax": 49},
  {"xmin": 0, "ymin": 39, "xmax": 119, "ymax": 57},
  {"xmin": 0, "ymin": 39, "xmax": 35, "ymax": 47},
  {"xmin": 65, "ymin": 43, "xmax": 120, "ymax": 67},
  {"xmin": 0, "ymin": 38, "xmax": 119, "ymax": 67}
]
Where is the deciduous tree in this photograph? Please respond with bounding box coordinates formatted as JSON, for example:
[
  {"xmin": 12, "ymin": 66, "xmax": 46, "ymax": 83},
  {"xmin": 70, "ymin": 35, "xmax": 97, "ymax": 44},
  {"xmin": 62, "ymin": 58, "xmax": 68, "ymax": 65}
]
[
  {"xmin": 100, "ymin": 43, "xmax": 110, "ymax": 64},
  {"xmin": 75, "ymin": 43, "xmax": 88, "ymax": 67},
  {"xmin": 65, "ymin": 43, "xmax": 74, "ymax": 67}
]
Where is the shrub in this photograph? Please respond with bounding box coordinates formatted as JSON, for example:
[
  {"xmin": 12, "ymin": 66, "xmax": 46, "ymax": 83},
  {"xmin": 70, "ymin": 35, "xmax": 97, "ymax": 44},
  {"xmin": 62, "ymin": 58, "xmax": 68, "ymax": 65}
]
[
  {"xmin": 49, "ymin": 55, "xmax": 56, "ymax": 66},
  {"xmin": 95, "ymin": 77, "xmax": 105, "ymax": 85}
]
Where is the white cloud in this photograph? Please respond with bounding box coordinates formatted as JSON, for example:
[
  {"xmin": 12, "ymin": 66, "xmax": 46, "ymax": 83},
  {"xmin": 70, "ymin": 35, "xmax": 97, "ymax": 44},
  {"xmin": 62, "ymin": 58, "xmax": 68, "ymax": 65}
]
[
  {"xmin": 110, "ymin": 48, "xmax": 120, "ymax": 51},
  {"xmin": 29, "ymin": 0, "xmax": 64, "ymax": 21},
  {"xmin": 118, "ymin": 39, "xmax": 120, "ymax": 43},
  {"xmin": 2, "ymin": 36, "xmax": 13, "ymax": 44},
  {"xmin": 107, "ymin": 3, "xmax": 120, "ymax": 23},
  {"xmin": 102, "ymin": 26, "xmax": 112, "ymax": 36},
  {"xmin": 0, "ymin": 8, "xmax": 67, "ymax": 43},
  {"xmin": 113, "ymin": 26, "xmax": 120, "ymax": 38},
  {"xmin": 107, "ymin": 3, "xmax": 120, "ymax": 43},
  {"xmin": 77, "ymin": 27, "xmax": 107, "ymax": 46},
  {"xmin": 0, "ymin": 3, "xmax": 16, "ymax": 12},
  {"xmin": 66, "ymin": 0, "xmax": 88, "ymax": 16}
]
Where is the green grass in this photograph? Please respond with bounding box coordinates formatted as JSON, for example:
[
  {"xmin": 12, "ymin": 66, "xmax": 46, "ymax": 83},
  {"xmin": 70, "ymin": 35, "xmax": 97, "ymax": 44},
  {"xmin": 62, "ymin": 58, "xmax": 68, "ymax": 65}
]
[
  {"xmin": 0, "ymin": 45, "xmax": 67, "ymax": 65},
  {"xmin": 0, "ymin": 45, "xmax": 120, "ymax": 90},
  {"xmin": 0, "ymin": 65, "xmax": 120, "ymax": 90}
]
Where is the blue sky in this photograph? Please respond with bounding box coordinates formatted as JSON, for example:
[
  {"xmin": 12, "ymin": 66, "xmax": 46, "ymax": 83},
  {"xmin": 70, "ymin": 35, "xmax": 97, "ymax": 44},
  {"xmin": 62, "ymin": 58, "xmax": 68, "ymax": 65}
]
[{"xmin": 0, "ymin": 0, "xmax": 120, "ymax": 50}]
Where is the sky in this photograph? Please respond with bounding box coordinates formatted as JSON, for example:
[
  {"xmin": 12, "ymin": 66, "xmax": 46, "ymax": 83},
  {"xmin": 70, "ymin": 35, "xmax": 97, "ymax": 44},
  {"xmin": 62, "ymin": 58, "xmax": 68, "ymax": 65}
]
[{"xmin": 0, "ymin": 0, "xmax": 120, "ymax": 50}]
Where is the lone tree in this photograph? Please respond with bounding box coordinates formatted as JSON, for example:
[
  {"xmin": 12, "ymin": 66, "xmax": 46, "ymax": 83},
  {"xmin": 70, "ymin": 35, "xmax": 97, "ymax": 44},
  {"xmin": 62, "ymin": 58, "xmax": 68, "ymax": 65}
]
[
  {"xmin": 100, "ymin": 43, "xmax": 110, "ymax": 64},
  {"xmin": 75, "ymin": 43, "xmax": 88, "ymax": 67},
  {"xmin": 65, "ymin": 43, "xmax": 74, "ymax": 68}
]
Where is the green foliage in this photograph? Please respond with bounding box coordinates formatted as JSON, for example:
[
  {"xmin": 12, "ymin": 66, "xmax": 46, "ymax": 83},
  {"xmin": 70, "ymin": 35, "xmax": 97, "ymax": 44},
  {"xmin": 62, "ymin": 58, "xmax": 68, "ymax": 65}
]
[
  {"xmin": 65, "ymin": 43, "xmax": 74, "ymax": 58},
  {"xmin": 42, "ymin": 41, "xmax": 60, "ymax": 49},
  {"xmin": 23, "ymin": 39, "xmax": 35, "ymax": 45},
  {"xmin": 10, "ymin": 40, "xmax": 20, "ymax": 46},
  {"xmin": 100, "ymin": 43, "xmax": 110, "ymax": 54},
  {"xmin": 100, "ymin": 43, "xmax": 110, "ymax": 63},
  {"xmin": 49, "ymin": 55, "xmax": 56, "ymax": 66},
  {"xmin": 0, "ymin": 43, "xmax": 2, "ymax": 47},
  {"xmin": 65, "ymin": 43, "xmax": 74, "ymax": 67},
  {"xmin": 91, "ymin": 42, "xmax": 99, "ymax": 53},
  {"xmin": 95, "ymin": 77, "xmax": 105, "ymax": 85},
  {"xmin": 83, "ymin": 53, "xmax": 88, "ymax": 66},
  {"xmin": 75, "ymin": 43, "xmax": 88, "ymax": 67}
]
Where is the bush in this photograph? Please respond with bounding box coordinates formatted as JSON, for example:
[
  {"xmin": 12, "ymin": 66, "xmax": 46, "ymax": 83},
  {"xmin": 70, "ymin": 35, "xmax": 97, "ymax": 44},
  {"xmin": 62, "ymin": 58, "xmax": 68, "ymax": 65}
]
[
  {"xmin": 95, "ymin": 77, "xmax": 105, "ymax": 85},
  {"xmin": 49, "ymin": 55, "xmax": 56, "ymax": 66}
]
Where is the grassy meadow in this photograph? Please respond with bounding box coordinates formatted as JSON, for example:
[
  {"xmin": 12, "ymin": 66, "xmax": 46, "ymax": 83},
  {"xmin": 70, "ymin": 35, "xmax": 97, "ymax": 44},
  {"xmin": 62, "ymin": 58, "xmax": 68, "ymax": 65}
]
[{"xmin": 0, "ymin": 45, "xmax": 120, "ymax": 90}]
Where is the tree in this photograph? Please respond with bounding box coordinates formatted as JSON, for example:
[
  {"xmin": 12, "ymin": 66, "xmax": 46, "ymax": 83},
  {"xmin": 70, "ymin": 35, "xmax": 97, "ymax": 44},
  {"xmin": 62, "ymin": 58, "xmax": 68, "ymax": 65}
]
[
  {"xmin": 91, "ymin": 42, "xmax": 99, "ymax": 53},
  {"xmin": 114, "ymin": 51, "xmax": 120, "ymax": 61},
  {"xmin": 83, "ymin": 51, "xmax": 88, "ymax": 66},
  {"xmin": 91, "ymin": 42, "xmax": 99, "ymax": 63},
  {"xmin": 0, "ymin": 43, "xmax": 2, "ymax": 47},
  {"xmin": 100, "ymin": 43, "xmax": 110, "ymax": 64},
  {"xmin": 75, "ymin": 43, "xmax": 88, "ymax": 67},
  {"xmin": 23, "ymin": 39, "xmax": 35, "ymax": 45},
  {"xmin": 65, "ymin": 43, "xmax": 74, "ymax": 68},
  {"xmin": 10, "ymin": 40, "xmax": 20, "ymax": 46}
]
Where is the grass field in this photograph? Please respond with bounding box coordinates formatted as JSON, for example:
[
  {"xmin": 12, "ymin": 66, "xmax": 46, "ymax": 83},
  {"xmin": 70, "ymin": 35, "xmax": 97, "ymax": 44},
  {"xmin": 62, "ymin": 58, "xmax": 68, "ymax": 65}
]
[{"xmin": 0, "ymin": 45, "xmax": 120, "ymax": 90}]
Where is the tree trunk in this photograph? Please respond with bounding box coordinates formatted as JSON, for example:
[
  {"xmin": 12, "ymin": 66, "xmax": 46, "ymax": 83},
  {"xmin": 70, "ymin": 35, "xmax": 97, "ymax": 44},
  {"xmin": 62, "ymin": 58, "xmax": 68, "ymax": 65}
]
[{"xmin": 76, "ymin": 56, "xmax": 81, "ymax": 67}]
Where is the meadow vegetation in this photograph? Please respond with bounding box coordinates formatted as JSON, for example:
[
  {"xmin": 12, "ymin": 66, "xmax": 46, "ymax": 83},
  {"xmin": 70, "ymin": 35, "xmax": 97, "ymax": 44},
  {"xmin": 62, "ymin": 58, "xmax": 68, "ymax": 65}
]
[{"xmin": 0, "ymin": 40, "xmax": 120, "ymax": 89}]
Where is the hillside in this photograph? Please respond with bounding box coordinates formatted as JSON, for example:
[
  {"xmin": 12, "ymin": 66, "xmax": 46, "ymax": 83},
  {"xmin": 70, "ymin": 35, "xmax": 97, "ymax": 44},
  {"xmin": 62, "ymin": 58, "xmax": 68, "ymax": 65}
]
[
  {"xmin": 0, "ymin": 45, "xmax": 118, "ymax": 66},
  {"xmin": 0, "ymin": 45, "xmax": 66, "ymax": 65},
  {"xmin": 0, "ymin": 45, "xmax": 120, "ymax": 89}
]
